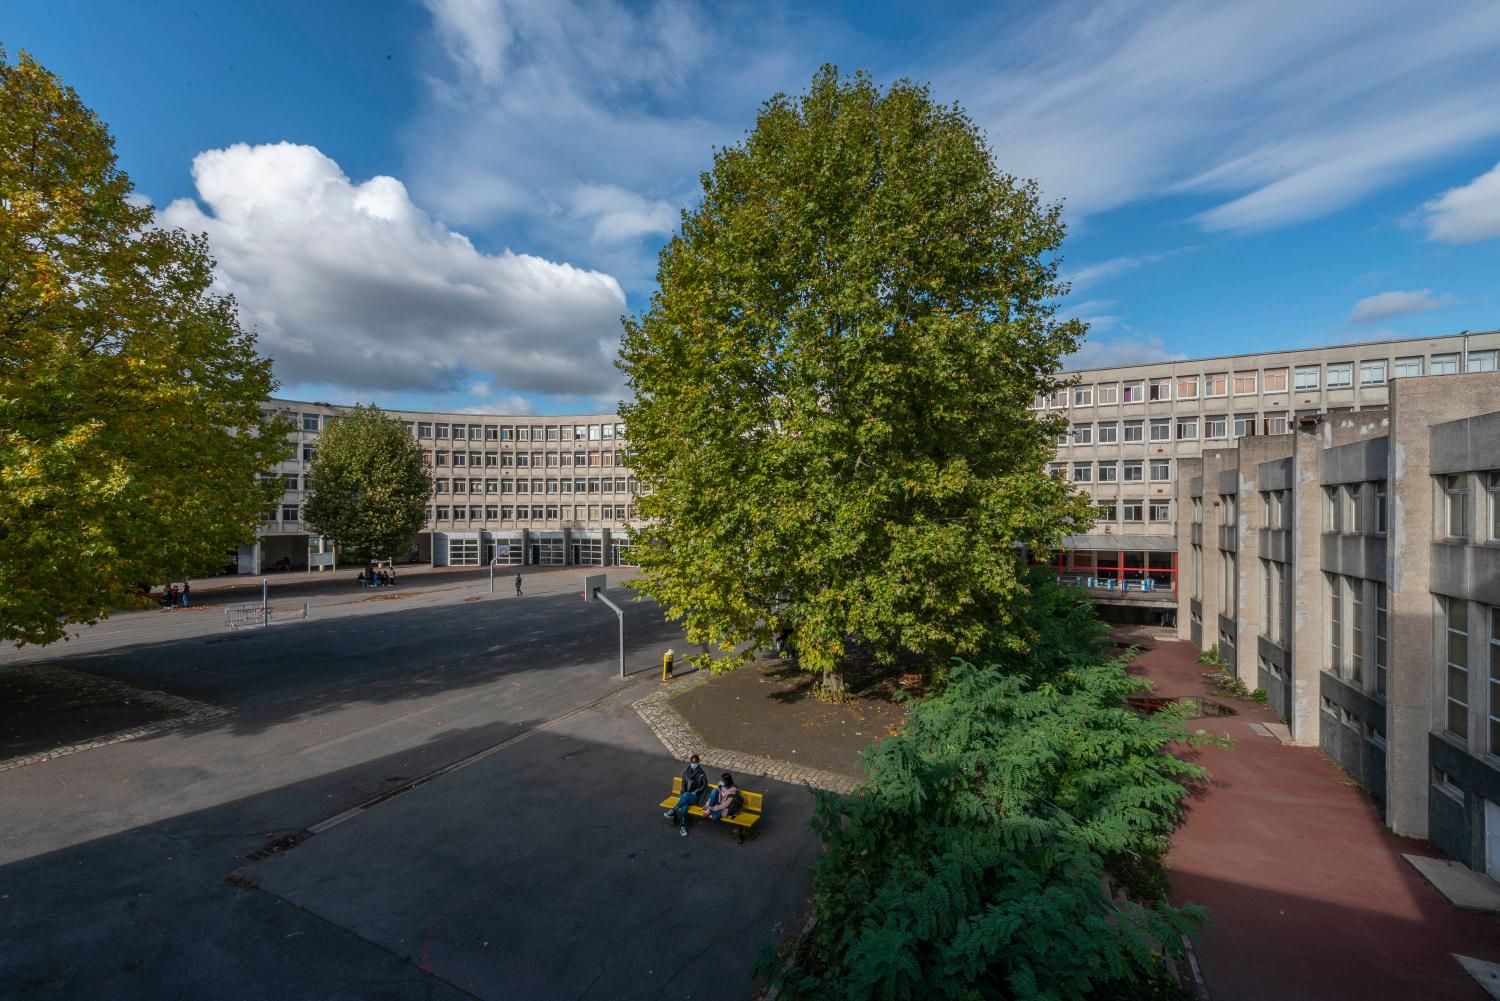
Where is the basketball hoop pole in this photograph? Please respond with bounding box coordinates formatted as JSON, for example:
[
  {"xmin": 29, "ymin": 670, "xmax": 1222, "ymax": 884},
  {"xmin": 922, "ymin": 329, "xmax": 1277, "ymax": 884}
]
[{"xmin": 595, "ymin": 589, "xmax": 625, "ymax": 679}]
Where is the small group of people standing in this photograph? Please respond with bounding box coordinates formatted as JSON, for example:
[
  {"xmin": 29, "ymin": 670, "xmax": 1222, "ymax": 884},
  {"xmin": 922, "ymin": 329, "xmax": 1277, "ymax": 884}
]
[
  {"xmin": 663, "ymin": 754, "xmax": 741, "ymax": 837},
  {"xmin": 159, "ymin": 582, "xmax": 190, "ymax": 608}
]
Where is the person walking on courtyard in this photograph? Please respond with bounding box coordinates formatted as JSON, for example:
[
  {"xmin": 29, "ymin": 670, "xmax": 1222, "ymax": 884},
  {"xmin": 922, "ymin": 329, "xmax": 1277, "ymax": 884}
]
[
  {"xmin": 168, "ymin": 584, "xmax": 179, "ymax": 607},
  {"xmin": 180, "ymin": 581, "xmax": 190, "ymax": 607},
  {"xmin": 515, "ymin": 572, "xmax": 523, "ymax": 597},
  {"xmin": 664, "ymin": 754, "xmax": 708, "ymax": 837}
]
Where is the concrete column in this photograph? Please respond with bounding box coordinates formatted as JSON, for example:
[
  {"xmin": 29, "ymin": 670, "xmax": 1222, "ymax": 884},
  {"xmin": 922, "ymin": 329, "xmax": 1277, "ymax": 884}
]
[
  {"xmin": 1287, "ymin": 424, "xmax": 1324, "ymax": 746},
  {"xmin": 1175, "ymin": 459, "xmax": 1202, "ymax": 644}
]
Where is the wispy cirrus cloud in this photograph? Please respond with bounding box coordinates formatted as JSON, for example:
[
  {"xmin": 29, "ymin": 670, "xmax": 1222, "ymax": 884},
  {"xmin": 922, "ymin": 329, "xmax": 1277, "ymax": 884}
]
[{"xmin": 1347, "ymin": 289, "xmax": 1454, "ymax": 325}]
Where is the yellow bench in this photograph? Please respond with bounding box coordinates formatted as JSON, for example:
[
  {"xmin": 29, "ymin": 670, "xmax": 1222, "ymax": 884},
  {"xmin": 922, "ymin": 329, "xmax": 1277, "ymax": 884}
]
[{"xmin": 660, "ymin": 776, "xmax": 764, "ymax": 843}]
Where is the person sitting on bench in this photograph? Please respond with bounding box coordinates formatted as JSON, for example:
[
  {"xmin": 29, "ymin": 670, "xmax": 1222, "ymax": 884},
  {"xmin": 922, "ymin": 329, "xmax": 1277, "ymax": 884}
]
[
  {"xmin": 703, "ymin": 773, "xmax": 742, "ymax": 823},
  {"xmin": 663, "ymin": 754, "xmax": 708, "ymax": 836}
]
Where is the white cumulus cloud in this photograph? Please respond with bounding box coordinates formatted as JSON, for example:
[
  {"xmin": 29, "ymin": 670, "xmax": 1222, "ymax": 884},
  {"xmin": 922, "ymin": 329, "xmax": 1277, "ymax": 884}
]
[
  {"xmin": 1421, "ymin": 160, "xmax": 1500, "ymax": 244},
  {"xmin": 1066, "ymin": 335, "xmax": 1184, "ymax": 371},
  {"xmin": 160, "ymin": 142, "xmax": 627, "ymax": 401},
  {"xmin": 1347, "ymin": 289, "xmax": 1453, "ymax": 325}
]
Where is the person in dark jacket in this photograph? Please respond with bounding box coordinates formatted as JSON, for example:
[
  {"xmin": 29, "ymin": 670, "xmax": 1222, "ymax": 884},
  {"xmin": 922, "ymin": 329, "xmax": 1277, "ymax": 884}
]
[
  {"xmin": 180, "ymin": 581, "xmax": 191, "ymax": 607},
  {"xmin": 515, "ymin": 573, "xmax": 523, "ymax": 597},
  {"xmin": 663, "ymin": 754, "xmax": 708, "ymax": 836}
]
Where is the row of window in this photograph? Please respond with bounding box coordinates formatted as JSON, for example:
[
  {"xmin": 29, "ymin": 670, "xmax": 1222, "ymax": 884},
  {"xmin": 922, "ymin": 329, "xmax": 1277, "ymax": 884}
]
[
  {"xmin": 1324, "ymin": 481, "xmax": 1389, "ymax": 536},
  {"xmin": 1441, "ymin": 472, "xmax": 1500, "ymax": 543},
  {"xmin": 1439, "ymin": 597, "xmax": 1500, "ymax": 758},
  {"xmin": 1092, "ymin": 499, "xmax": 1172, "ymax": 523},
  {"xmin": 408, "ymin": 421, "xmax": 625, "ymax": 443},
  {"xmin": 425, "ymin": 450, "xmax": 627, "ymax": 469},
  {"xmin": 432, "ymin": 504, "xmax": 630, "ymax": 522},
  {"xmin": 1052, "ymin": 459, "xmax": 1174, "ymax": 484},
  {"xmin": 1057, "ymin": 413, "xmax": 1289, "ymax": 446},
  {"xmin": 1327, "ymin": 575, "xmax": 1389, "ymax": 698},
  {"xmin": 1037, "ymin": 351, "xmax": 1497, "ymax": 409},
  {"xmin": 435, "ymin": 477, "xmax": 634, "ymax": 495}
]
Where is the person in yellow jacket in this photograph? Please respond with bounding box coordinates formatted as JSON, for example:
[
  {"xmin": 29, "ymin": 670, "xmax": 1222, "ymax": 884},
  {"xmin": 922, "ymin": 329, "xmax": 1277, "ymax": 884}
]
[{"xmin": 662, "ymin": 648, "xmax": 674, "ymax": 681}]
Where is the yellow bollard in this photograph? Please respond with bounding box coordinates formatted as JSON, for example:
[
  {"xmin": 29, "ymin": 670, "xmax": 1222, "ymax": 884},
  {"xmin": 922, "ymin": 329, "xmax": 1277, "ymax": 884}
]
[{"xmin": 662, "ymin": 648, "xmax": 674, "ymax": 682}]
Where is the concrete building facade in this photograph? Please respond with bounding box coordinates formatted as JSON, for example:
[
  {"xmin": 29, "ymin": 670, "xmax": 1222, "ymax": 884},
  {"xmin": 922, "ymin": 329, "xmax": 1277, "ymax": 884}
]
[
  {"xmin": 1172, "ymin": 373, "xmax": 1500, "ymax": 882},
  {"xmin": 246, "ymin": 400, "xmax": 639, "ymax": 574}
]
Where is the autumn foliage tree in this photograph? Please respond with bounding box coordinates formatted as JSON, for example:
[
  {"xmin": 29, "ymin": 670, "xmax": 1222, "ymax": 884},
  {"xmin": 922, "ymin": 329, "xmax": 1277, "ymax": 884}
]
[
  {"xmin": 0, "ymin": 50, "xmax": 288, "ymax": 645},
  {"xmin": 618, "ymin": 67, "xmax": 1089, "ymax": 681}
]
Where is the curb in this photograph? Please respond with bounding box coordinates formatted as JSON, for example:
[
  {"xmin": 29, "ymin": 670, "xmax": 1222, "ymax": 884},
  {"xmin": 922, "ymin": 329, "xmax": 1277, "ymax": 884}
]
[
  {"xmin": 0, "ymin": 669, "xmax": 231, "ymax": 773},
  {"xmin": 632, "ymin": 675, "xmax": 861, "ymax": 796}
]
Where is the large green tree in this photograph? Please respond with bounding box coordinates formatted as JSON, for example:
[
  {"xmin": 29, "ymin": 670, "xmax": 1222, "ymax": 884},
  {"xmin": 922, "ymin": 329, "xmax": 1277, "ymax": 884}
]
[
  {"xmin": 303, "ymin": 404, "xmax": 432, "ymax": 564},
  {"xmin": 619, "ymin": 67, "xmax": 1088, "ymax": 679},
  {"xmin": 0, "ymin": 50, "xmax": 289, "ymax": 646}
]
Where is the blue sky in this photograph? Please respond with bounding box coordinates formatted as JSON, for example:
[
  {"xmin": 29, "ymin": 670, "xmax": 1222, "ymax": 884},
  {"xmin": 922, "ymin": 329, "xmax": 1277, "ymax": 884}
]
[{"xmin": 8, "ymin": 1, "xmax": 1500, "ymax": 413}]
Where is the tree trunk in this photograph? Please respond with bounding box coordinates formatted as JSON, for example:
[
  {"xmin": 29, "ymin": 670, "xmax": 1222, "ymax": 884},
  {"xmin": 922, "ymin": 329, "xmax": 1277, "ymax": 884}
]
[{"xmin": 821, "ymin": 665, "xmax": 845, "ymax": 696}]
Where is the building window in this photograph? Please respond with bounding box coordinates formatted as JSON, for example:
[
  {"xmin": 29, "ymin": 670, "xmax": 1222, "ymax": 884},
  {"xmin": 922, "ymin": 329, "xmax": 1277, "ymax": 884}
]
[
  {"xmin": 1264, "ymin": 412, "xmax": 1289, "ymax": 435},
  {"xmin": 1443, "ymin": 595, "xmax": 1470, "ymax": 741},
  {"xmin": 1096, "ymin": 384, "xmax": 1118, "ymax": 405},
  {"xmin": 1205, "ymin": 415, "xmax": 1228, "ymax": 439},
  {"xmin": 434, "ymin": 478, "xmax": 449, "ymax": 493},
  {"xmin": 1326, "ymin": 363, "xmax": 1353, "ymax": 388},
  {"xmin": 260, "ymin": 508, "xmax": 277, "ymax": 522},
  {"xmin": 1096, "ymin": 501, "xmax": 1117, "ymax": 521},
  {"xmin": 1360, "ymin": 360, "xmax": 1387, "ymax": 385},
  {"xmin": 1098, "ymin": 422, "xmax": 1119, "ymax": 444},
  {"xmin": 1048, "ymin": 462, "xmax": 1066, "ymax": 479},
  {"xmin": 1149, "ymin": 500, "xmax": 1171, "ymax": 522},
  {"xmin": 1046, "ymin": 389, "xmax": 1067, "ymax": 408},
  {"xmin": 1150, "ymin": 419, "xmax": 1172, "ymax": 442},
  {"xmin": 1204, "ymin": 373, "xmax": 1227, "ymax": 397},
  {"xmin": 1055, "ymin": 429, "xmax": 1071, "ymax": 447},
  {"xmin": 1176, "ymin": 417, "xmax": 1199, "ymax": 440},
  {"xmin": 1489, "ymin": 472, "xmax": 1500, "ymax": 542},
  {"xmin": 1123, "ymin": 460, "xmax": 1144, "ymax": 482},
  {"xmin": 1488, "ymin": 607, "xmax": 1499, "ymax": 755},
  {"xmin": 1073, "ymin": 424, "xmax": 1093, "ymax": 445},
  {"xmin": 1233, "ymin": 371, "xmax": 1257, "ymax": 395},
  {"xmin": 1375, "ymin": 481, "xmax": 1388, "ymax": 535},
  {"xmin": 1444, "ymin": 474, "xmax": 1469, "ymax": 540},
  {"xmin": 1262, "ymin": 368, "xmax": 1288, "ymax": 392},
  {"xmin": 1149, "ymin": 378, "xmax": 1172, "ymax": 402},
  {"xmin": 1177, "ymin": 375, "xmax": 1199, "ymax": 399},
  {"xmin": 1072, "ymin": 462, "xmax": 1092, "ymax": 483},
  {"xmin": 1150, "ymin": 459, "xmax": 1171, "ymax": 482},
  {"xmin": 1327, "ymin": 485, "xmax": 1343, "ymax": 533},
  {"xmin": 1431, "ymin": 353, "xmax": 1458, "ymax": 375},
  {"xmin": 1222, "ymin": 552, "xmax": 1237, "ymax": 615},
  {"xmin": 1349, "ymin": 578, "xmax": 1364, "ymax": 686},
  {"xmin": 1123, "ymin": 421, "xmax": 1144, "ymax": 443},
  {"xmin": 1098, "ymin": 462, "xmax": 1118, "ymax": 483},
  {"xmin": 1122, "ymin": 381, "xmax": 1144, "ymax": 403},
  {"xmin": 1468, "ymin": 350, "xmax": 1498, "ymax": 372},
  {"xmin": 1122, "ymin": 499, "xmax": 1144, "ymax": 522},
  {"xmin": 1233, "ymin": 413, "xmax": 1257, "ymax": 438},
  {"xmin": 1394, "ymin": 356, "xmax": 1423, "ymax": 378},
  {"xmin": 1349, "ymin": 484, "xmax": 1365, "ymax": 534},
  {"xmin": 301, "ymin": 414, "xmax": 320, "ymax": 432},
  {"xmin": 1294, "ymin": 366, "xmax": 1320, "ymax": 391},
  {"xmin": 302, "ymin": 445, "xmax": 317, "ymax": 462},
  {"xmin": 1328, "ymin": 574, "xmax": 1342, "ymax": 675},
  {"xmin": 1073, "ymin": 387, "xmax": 1093, "ymax": 406},
  {"xmin": 1375, "ymin": 584, "xmax": 1388, "ymax": 698}
]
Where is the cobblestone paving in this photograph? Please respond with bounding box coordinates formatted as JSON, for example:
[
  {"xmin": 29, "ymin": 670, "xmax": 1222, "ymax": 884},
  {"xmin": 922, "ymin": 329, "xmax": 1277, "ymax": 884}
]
[
  {"xmin": 633, "ymin": 673, "xmax": 861, "ymax": 796},
  {"xmin": 0, "ymin": 668, "xmax": 230, "ymax": 773}
]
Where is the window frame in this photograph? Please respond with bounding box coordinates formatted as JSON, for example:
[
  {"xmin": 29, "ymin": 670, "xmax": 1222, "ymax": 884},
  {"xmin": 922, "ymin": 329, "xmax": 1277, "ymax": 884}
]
[
  {"xmin": 1443, "ymin": 595, "xmax": 1470, "ymax": 742},
  {"xmin": 1326, "ymin": 363, "xmax": 1353, "ymax": 389},
  {"xmin": 1294, "ymin": 366, "xmax": 1320, "ymax": 391}
]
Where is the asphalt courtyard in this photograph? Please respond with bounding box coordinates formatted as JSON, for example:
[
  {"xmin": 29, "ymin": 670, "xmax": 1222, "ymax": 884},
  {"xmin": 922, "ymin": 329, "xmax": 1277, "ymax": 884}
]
[{"xmin": 0, "ymin": 569, "xmax": 820, "ymax": 1000}]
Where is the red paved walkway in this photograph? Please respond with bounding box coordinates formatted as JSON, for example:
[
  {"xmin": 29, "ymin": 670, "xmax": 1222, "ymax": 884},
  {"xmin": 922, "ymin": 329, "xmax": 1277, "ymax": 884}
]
[{"xmin": 1122, "ymin": 629, "xmax": 1500, "ymax": 1001}]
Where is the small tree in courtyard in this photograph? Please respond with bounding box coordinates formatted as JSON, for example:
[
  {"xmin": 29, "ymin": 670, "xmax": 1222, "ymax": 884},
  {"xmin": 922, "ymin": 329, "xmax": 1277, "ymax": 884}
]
[
  {"xmin": 0, "ymin": 50, "xmax": 289, "ymax": 646},
  {"xmin": 303, "ymin": 405, "xmax": 432, "ymax": 564},
  {"xmin": 618, "ymin": 66, "xmax": 1089, "ymax": 681}
]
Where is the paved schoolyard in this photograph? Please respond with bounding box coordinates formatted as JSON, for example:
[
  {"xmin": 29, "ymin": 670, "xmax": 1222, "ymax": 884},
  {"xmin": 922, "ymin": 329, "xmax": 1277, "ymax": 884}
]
[
  {"xmin": 1126, "ymin": 631, "xmax": 1500, "ymax": 1001},
  {"xmin": 0, "ymin": 574, "xmax": 820, "ymax": 1000}
]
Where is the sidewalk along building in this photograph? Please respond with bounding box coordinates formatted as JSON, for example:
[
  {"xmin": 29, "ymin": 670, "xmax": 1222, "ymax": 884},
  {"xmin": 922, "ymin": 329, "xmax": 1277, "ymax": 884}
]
[
  {"xmin": 1032, "ymin": 328, "xmax": 1500, "ymax": 628},
  {"xmin": 1172, "ymin": 373, "xmax": 1500, "ymax": 884},
  {"xmin": 243, "ymin": 401, "xmax": 641, "ymax": 574}
]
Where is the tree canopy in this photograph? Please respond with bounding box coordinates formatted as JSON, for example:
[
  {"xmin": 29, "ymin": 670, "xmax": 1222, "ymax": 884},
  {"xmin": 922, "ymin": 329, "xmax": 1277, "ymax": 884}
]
[
  {"xmin": 618, "ymin": 66, "xmax": 1088, "ymax": 676},
  {"xmin": 0, "ymin": 49, "xmax": 288, "ymax": 646},
  {"xmin": 770, "ymin": 581, "xmax": 1211, "ymax": 1000},
  {"xmin": 303, "ymin": 404, "xmax": 432, "ymax": 564}
]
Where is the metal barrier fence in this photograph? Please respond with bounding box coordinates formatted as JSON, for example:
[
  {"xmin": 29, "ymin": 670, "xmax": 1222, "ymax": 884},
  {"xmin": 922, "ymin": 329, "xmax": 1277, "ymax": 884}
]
[{"xmin": 224, "ymin": 602, "xmax": 309, "ymax": 630}]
